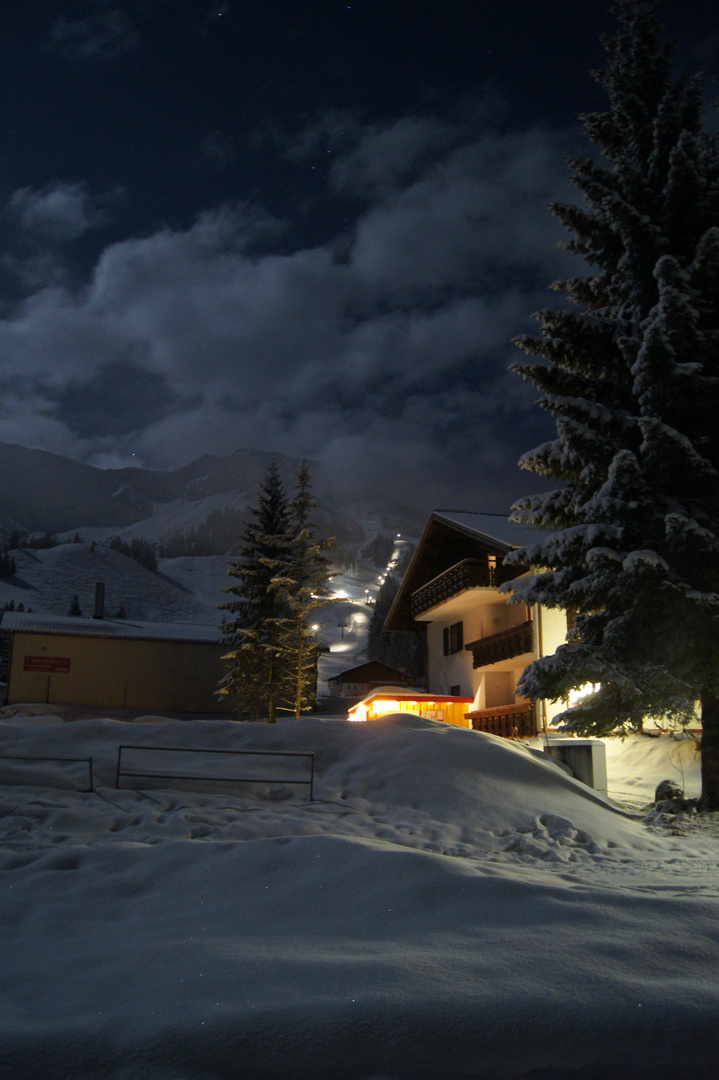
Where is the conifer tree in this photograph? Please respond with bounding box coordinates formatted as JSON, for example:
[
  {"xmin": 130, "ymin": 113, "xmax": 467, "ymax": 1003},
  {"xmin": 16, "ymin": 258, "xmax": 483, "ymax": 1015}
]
[
  {"xmin": 366, "ymin": 573, "xmax": 425, "ymax": 685},
  {"xmin": 504, "ymin": 3, "xmax": 719, "ymax": 805},
  {"xmin": 218, "ymin": 462, "xmax": 291, "ymax": 722},
  {"xmin": 274, "ymin": 463, "xmax": 336, "ymax": 718}
]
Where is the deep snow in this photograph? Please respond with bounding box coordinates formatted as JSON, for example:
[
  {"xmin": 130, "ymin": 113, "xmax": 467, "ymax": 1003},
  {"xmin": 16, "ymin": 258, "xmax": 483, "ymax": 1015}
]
[{"xmin": 1, "ymin": 709, "xmax": 718, "ymax": 1080}]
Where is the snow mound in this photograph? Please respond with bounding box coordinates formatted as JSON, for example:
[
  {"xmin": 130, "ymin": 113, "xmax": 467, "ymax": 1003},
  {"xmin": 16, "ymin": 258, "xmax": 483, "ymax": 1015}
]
[
  {"xmin": 0, "ymin": 713, "xmax": 664, "ymax": 861},
  {"xmin": 2, "ymin": 713, "xmax": 719, "ymax": 1079}
]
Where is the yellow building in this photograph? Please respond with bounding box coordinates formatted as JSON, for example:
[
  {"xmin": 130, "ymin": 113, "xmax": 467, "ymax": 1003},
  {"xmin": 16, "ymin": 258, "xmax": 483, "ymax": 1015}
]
[
  {"xmin": 1, "ymin": 611, "xmax": 233, "ymax": 714},
  {"xmin": 384, "ymin": 511, "xmax": 569, "ymax": 738}
]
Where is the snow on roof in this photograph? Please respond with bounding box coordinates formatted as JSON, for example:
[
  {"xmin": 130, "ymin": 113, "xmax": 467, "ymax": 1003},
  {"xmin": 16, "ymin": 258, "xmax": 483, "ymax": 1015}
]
[
  {"xmin": 432, "ymin": 510, "xmax": 544, "ymax": 551},
  {"xmin": 359, "ymin": 689, "xmax": 474, "ymax": 702},
  {"xmin": 0, "ymin": 610, "xmax": 221, "ymax": 644}
]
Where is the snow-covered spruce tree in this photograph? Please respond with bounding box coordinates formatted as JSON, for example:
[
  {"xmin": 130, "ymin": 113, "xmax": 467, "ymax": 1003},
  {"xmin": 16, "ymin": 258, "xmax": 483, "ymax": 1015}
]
[
  {"xmin": 273, "ymin": 464, "xmax": 336, "ymax": 718},
  {"xmin": 218, "ymin": 462, "xmax": 292, "ymax": 722},
  {"xmin": 503, "ymin": 2, "xmax": 719, "ymax": 806}
]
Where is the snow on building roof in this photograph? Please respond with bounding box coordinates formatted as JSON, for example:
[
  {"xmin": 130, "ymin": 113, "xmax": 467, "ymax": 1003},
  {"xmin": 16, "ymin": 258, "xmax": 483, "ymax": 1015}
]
[
  {"xmin": 0, "ymin": 611, "xmax": 221, "ymax": 645},
  {"xmin": 432, "ymin": 510, "xmax": 544, "ymax": 552}
]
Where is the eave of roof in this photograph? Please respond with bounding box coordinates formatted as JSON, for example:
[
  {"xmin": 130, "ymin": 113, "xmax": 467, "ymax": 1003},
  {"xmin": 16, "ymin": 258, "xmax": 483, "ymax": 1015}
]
[
  {"xmin": 431, "ymin": 510, "xmax": 544, "ymax": 551},
  {"xmin": 383, "ymin": 509, "xmax": 540, "ymax": 633},
  {"xmin": 0, "ymin": 611, "xmax": 221, "ymax": 645}
]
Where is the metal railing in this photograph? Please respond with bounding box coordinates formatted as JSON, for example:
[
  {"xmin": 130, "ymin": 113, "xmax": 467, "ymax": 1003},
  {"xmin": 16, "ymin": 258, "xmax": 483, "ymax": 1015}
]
[
  {"xmin": 0, "ymin": 754, "xmax": 94, "ymax": 792},
  {"xmin": 115, "ymin": 745, "xmax": 315, "ymax": 800}
]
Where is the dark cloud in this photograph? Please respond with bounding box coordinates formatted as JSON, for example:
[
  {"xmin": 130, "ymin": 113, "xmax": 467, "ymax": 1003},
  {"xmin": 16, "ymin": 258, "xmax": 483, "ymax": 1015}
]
[
  {"xmin": 0, "ymin": 111, "xmax": 577, "ymax": 510},
  {"xmin": 44, "ymin": 359, "xmax": 195, "ymax": 438},
  {"xmin": 48, "ymin": 8, "xmax": 141, "ymax": 60},
  {"xmin": 197, "ymin": 131, "xmax": 239, "ymax": 171},
  {"xmin": 7, "ymin": 182, "xmax": 124, "ymax": 242}
]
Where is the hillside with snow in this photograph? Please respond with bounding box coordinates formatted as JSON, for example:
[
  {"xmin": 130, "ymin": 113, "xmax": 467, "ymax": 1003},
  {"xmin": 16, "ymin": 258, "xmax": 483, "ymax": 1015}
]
[
  {"xmin": 0, "ymin": 440, "xmax": 420, "ymax": 693},
  {"xmin": 0, "ymin": 536, "xmax": 408, "ymax": 698}
]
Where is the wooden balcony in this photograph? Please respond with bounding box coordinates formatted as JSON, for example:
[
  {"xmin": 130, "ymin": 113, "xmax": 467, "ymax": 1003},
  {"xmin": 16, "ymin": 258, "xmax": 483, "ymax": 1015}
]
[
  {"xmin": 465, "ymin": 620, "xmax": 533, "ymax": 669},
  {"xmin": 465, "ymin": 701, "xmax": 537, "ymax": 738},
  {"xmin": 410, "ymin": 559, "xmax": 496, "ymax": 618}
]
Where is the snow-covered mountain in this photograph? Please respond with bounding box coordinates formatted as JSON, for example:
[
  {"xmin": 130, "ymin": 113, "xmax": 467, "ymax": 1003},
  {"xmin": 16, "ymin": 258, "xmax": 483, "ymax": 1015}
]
[
  {"xmin": 0, "ymin": 443, "xmax": 421, "ymax": 687},
  {"xmin": 0, "ymin": 440, "xmax": 422, "ymax": 543}
]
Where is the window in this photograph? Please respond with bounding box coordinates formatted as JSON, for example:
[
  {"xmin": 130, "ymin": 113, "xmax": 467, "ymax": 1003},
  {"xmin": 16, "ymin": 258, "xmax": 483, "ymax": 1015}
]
[
  {"xmin": 487, "ymin": 554, "xmax": 497, "ymax": 586},
  {"xmin": 450, "ymin": 684, "xmax": 461, "ymax": 696},
  {"xmin": 443, "ymin": 621, "xmax": 464, "ymax": 656}
]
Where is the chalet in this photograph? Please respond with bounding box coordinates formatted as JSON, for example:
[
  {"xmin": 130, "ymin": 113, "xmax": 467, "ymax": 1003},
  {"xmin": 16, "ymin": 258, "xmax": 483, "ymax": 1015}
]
[
  {"xmin": 383, "ymin": 511, "xmax": 568, "ymax": 738},
  {"xmin": 327, "ymin": 660, "xmax": 414, "ymax": 698},
  {"xmin": 0, "ymin": 610, "xmax": 233, "ymax": 714}
]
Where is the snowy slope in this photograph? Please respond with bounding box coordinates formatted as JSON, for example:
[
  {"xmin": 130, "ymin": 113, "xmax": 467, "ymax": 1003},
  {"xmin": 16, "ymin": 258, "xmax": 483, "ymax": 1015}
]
[
  {"xmin": 65, "ymin": 490, "xmax": 252, "ymax": 545},
  {"xmin": 0, "ymin": 534, "xmax": 415, "ymax": 701},
  {"xmin": 0, "ymin": 544, "xmax": 220, "ymax": 625},
  {"xmin": 0, "ymin": 711, "xmax": 718, "ymax": 1079}
]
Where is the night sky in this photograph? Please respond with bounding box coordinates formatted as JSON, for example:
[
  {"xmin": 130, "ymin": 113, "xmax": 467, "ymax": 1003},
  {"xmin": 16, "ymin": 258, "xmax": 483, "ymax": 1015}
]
[{"xmin": 1, "ymin": 1, "xmax": 717, "ymax": 513}]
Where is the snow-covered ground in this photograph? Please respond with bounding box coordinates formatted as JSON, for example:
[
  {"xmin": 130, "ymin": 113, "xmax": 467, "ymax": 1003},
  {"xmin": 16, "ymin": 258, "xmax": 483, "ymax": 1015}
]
[{"xmin": 1, "ymin": 709, "xmax": 717, "ymax": 1079}]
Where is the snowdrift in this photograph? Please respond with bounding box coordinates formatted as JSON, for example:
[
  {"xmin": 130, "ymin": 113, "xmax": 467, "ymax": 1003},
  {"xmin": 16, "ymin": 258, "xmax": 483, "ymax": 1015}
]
[{"xmin": 1, "ymin": 713, "xmax": 718, "ymax": 1079}]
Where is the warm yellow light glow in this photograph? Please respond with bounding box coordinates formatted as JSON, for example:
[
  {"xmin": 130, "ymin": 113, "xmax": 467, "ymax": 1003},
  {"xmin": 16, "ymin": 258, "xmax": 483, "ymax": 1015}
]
[
  {"xmin": 348, "ymin": 703, "xmax": 368, "ymax": 722},
  {"xmin": 372, "ymin": 699, "xmax": 400, "ymax": 715},
  {"xmin": 567, "ymin": 682, "xmax": 600, "ymax": 707}
]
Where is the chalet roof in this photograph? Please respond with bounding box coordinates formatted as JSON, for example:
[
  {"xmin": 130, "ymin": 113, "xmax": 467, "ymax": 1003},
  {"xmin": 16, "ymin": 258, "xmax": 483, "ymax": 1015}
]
[
  {"xmin": 432, "ymin": 510, "xmax": 544, "ymax": 550},
  {"xmin": 383, "ymin": 509, "xmax": 541, "ymax": 633},
  {"xmin": 328, "ymin": 661, "xmax": 413, "ymax": 684},
  {"xmin": 0, "ymin": 611, "xmax": 221, "ymax": 645}
]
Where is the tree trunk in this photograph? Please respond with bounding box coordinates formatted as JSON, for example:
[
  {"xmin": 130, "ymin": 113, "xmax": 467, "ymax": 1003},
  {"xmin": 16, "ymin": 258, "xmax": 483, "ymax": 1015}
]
[{"xmin": 700, "ymin": 692, "xmax": 719, "ymax": 810}]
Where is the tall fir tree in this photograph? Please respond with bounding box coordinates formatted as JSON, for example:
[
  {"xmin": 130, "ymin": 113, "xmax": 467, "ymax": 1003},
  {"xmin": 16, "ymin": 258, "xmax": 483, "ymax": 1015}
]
[
  {"xmin": 273, "ymin": 463, "xmax": 336, "ymax": 718},
  {"xmin": 366, "ymin": 573, "xmax": 425, "ymax": 686},
  {"xmin": 218, "ymin": 462, "xmax": 292, "ymax": 722},
  {"xmin": 503, "ymin": 3, "xmax": 719, "ymax": 805}
]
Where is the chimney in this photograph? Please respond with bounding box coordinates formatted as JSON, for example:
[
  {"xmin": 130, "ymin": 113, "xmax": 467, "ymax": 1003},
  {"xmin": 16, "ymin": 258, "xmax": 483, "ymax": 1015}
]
[{"xmin": 93, "ymin": 581, "xmax": 105, "ymax": 620}]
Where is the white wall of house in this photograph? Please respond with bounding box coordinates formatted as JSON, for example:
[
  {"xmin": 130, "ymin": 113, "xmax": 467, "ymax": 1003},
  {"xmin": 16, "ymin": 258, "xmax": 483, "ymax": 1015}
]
[
  {"xmin": 425, "ymin": 591, "xmax": 569, "ymax": 719},
  {"xmin": 536, "ymin": 605, "xmax": 571, "ymax": 724},
  {"xmin": 426, "ymin": 619, "xmax": 476, "ymax": 697}
]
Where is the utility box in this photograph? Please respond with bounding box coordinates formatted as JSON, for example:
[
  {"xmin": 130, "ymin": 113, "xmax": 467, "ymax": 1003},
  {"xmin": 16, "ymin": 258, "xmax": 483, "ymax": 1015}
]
[{"xmin": 544, "ymin": 739, "xmax": 607, "ymax": 795}]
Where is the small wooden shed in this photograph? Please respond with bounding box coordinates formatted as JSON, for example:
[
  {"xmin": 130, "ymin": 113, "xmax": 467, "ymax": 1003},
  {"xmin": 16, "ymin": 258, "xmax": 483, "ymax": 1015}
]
[{"xmin": 0, "ymin": 611, "xmax": 233, "ymax": 714}]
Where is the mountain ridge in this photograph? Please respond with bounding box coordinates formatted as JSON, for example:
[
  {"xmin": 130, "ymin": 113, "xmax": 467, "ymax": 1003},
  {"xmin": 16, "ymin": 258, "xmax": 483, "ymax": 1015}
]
[{"xmin": 0, "ymin": 440, "xmax": 423, "ymax": 546}]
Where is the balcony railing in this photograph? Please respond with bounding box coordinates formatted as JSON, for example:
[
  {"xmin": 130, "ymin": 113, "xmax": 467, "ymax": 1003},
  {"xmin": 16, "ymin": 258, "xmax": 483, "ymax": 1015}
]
[
  {"xmin": 411, "ymin": 559, "xmax": 496, "ymax": 618},
  {"xmin": 465, "ymin": 620, "xmax": 533, "ymax": 668},
  {"xmin": 465, "ymin": 701, "xmax": 537, "ymax": 739}
]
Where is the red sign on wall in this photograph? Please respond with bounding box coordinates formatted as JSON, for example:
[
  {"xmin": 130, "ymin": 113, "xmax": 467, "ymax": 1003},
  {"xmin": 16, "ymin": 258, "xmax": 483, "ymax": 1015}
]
[{"xmin": 23, "ymin": 656, "xmax": 71, "ymax": 674}]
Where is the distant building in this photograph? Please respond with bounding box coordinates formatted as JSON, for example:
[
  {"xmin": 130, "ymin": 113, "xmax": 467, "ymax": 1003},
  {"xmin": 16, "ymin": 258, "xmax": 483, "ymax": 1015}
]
[
  {"xmin": 0, "ymin": 610, "xmax": 233, "ymax": 714},
  {"xmin": 327, "ymin": 661, "xmax": 414, "ymax": 698},
  {"xmin": 383, "ymin": 511, "xmax": 569, "ymax": 738}
]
